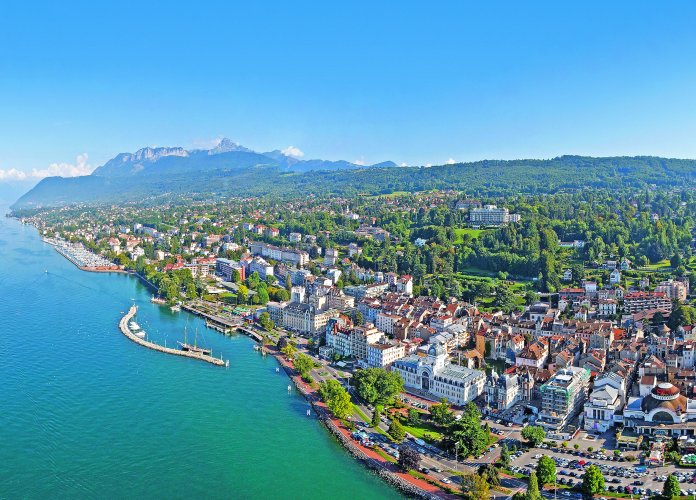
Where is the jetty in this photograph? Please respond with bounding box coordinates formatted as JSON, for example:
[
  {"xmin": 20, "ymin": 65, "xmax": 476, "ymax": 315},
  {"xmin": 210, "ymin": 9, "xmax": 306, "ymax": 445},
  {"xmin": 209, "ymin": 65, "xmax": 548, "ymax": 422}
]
[
  {"xmin": 182, "ymin": 303, "xmax": 264, "ymax": 342},
  {"xmin": 119, "ymin": 305, "xmax": 225, "ymax": 366}
]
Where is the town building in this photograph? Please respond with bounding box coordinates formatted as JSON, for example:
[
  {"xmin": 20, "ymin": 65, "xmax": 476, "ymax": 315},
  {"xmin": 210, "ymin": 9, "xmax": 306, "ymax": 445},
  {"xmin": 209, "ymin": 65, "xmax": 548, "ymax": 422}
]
[
  {"xmin": 282, "ymin": 303, "xmax": 340, "ymax": 335},
  {"xmin": 366, "ymin": 339, "xmax": 405, "ymax": 368},
  {"xmin": 391, "ymin": 341, "xmax": 486, "ymax": 405},
  {"xmin": 469, "ymin": 205, "xmax": 520, "ymax": 227},
  {"xmin": 538, "ymin": 367, "xmax": 591, "ymax": 431}
]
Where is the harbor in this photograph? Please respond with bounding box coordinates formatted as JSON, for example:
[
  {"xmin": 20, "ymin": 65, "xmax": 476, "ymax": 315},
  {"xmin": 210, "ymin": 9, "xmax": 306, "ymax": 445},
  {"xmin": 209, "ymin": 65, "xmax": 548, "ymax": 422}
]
[
  {"xmin": 118, "ymin": 305, "xmax": 226, "ymax": 366},
  {"xmin": 181, "ymin": 302, "xmax": 265, "ymax": 343},
  {"xmin": 43, "ymin": 236, "xmax": 123, "ymax": 272}
]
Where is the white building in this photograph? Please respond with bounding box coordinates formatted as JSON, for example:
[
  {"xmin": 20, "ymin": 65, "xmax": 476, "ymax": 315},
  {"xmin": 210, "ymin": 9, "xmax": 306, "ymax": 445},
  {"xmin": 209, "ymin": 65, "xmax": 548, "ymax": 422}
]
[
  {"xmin": 366, "ymin": 339, "xmax": 405, "ymax": 368},
  {"xmin": 391, "ymin": 341, "xmax": 486, "ymax": 405},
  {"xmin": 469, "ymin": 205, "xmax": 520, "ymax": 227},
  {"xmin": 485, "ymin": 369, "xmax": 521, "ymax": 411}
]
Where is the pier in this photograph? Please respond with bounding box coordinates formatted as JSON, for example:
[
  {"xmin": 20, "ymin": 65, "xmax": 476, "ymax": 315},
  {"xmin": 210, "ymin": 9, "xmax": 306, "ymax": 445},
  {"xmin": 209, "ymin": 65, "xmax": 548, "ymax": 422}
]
[
  {"xmin": 119, "ymin": 305, "xmax": 225, "ymax": 366},
  {"xmin": 182, "ymin": 303, "xmax": 264, "ymax": 342}
]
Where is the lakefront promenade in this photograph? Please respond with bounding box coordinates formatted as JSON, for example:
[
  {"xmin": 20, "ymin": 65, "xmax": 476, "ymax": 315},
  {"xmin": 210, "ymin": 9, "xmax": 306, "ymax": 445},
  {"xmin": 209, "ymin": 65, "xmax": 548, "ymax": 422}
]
[{"xmin": 118, "ymin": 305, "xmax": 226, "ymax": 366}]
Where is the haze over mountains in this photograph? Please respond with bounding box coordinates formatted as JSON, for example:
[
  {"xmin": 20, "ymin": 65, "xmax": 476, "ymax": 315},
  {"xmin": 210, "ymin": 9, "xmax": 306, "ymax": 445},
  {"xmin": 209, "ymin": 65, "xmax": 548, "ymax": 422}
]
[{"xmin": 11, "ymin": 140, "xmax": 696, "ymax": 211}]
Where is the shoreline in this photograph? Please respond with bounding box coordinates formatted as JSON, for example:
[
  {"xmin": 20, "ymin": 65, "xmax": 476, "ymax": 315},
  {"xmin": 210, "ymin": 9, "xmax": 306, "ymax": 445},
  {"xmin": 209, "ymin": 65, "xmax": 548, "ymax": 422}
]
[
  {"xmin": 34, "ymin": 218, "xmax": 445, "ymax": 498},
  {"xmin": 268, "ymin": 347, "xmax": 446, "ymax": 500}
]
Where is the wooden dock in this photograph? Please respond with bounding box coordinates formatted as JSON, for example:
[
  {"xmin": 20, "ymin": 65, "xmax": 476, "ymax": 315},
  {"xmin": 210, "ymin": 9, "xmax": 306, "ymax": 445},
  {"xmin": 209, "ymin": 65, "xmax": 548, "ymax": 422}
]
[
  {"xmin": 182, "ymin": 303, "xmax": 264, "ymax": 342},
  {"xmin": 119, "ymin": 305, "xmax": 226, "ymax": 366}
]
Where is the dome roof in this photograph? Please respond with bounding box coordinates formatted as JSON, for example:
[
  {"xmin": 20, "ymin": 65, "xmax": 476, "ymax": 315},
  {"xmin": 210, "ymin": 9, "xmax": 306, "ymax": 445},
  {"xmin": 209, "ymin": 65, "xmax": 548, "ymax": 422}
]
[
  {"xmin": 642, "ymin": 383, "xmax": 687, "ymax": 414},
  {"xmin": 653, "ymin": 383, "xmax": 680, "ymax": 398}
]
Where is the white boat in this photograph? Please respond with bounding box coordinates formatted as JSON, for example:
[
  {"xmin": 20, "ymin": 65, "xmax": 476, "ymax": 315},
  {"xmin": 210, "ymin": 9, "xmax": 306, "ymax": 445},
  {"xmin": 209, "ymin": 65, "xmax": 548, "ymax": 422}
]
[
  {"xmin": 134, "ymin": 330, "xmax": 146, "ymax": 338},
  {"xmin": 170, "ymin": 304, "xmax": 181, "ymax": 312}
]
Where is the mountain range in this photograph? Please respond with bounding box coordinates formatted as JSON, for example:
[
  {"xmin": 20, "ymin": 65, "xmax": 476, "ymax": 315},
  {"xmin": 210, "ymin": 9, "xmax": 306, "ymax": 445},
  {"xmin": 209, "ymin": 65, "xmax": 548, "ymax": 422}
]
[
  {"xmin": 11, "ymin": 145, "xmax": 696, "ymax": 211},
  {"xmin": 12, "ymin": 140, "xmax": 396, "ymax": 209}
]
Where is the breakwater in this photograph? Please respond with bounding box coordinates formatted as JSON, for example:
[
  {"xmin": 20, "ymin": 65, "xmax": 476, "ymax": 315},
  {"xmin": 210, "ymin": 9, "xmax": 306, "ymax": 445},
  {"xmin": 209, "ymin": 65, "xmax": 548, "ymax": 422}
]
[{"xmin": 119, "ymin": 305, "xmax": 226, "ymax": 366}]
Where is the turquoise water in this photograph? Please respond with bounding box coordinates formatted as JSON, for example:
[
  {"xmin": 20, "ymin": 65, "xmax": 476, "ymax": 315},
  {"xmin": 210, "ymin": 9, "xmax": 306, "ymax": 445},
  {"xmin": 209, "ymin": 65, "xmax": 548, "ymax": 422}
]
[{"xmin": 0, "ymin": 210, "xmax": 400, "ymax": 499}]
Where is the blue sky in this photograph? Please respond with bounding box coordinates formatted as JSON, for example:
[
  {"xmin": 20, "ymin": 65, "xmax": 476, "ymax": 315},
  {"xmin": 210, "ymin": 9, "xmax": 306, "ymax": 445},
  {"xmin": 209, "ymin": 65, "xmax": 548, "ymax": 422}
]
[{"xmin": 1, "ymin": 1, "xmax": 696, "ymax": 182}]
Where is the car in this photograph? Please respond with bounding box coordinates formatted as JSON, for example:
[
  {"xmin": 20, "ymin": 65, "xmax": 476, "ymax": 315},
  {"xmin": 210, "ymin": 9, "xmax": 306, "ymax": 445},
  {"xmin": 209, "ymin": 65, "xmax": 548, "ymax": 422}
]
[
  {"xmin": 420, "ymin": 468, "xmax": 430, "ymax": 474},
  {"xmin": 561, "ymin": 492, "xmax": 571, "ymax": 498},
  {"xmin": 432, "ymin": 467, "xmax": 442, "ymax": 473}
]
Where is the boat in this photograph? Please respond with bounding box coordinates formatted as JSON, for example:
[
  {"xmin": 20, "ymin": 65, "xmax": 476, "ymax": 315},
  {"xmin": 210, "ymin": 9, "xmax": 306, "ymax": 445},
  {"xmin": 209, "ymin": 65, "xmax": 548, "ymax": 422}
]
[
  {"xmin": 128, "ymin": 321, "xmax": 147, "ymax": 339},
  {"xmin": 177, "ymin": 341, "xmax": 211, "ymax": 355},
  {"xmin": 177, "ymin": 327, "xmax": 211, "ymax": 355},
  {"xmin": 151, "ymin": 295, "xmax": 166, "ymax": 305},
  {"xmin": 170, "ymin": 304, "xmax": 181, "ymax": 312}
]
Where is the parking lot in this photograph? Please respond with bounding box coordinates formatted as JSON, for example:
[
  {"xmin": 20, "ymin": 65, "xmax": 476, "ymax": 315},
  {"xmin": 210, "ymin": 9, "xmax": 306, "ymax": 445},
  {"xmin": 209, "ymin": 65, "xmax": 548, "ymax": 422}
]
[{"xmin": 510, "ymin": 446, "xmax": 696, "ymax": 497}]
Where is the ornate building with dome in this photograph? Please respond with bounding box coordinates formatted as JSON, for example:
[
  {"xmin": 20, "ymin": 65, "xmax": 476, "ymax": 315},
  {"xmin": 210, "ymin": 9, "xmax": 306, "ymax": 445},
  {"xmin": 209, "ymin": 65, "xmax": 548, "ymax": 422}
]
[
  {"xmin": 623, "ymin": 382, "xmax": 696, "ymax": 436},
  {"xmin": 391, "ymin": 340, "xmax": 486, "ymax": 405}
]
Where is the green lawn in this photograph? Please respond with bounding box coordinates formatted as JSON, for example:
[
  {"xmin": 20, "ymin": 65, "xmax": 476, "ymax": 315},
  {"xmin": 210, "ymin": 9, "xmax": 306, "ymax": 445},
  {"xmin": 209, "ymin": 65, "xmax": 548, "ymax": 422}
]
[
  {"xmin": 402, "ymin": 422, "xmax": 443, "ymax": 441},
  {"xmin": 640, "ymin": 259, "xmax": 672, "ymax": 271},
  {"xmin": 372, "ymin": 446, "xmax": 397, "ymax": 463},
  {"xmin": 454, "ymin": 228, "xmax": 484, "ymax": 243}
]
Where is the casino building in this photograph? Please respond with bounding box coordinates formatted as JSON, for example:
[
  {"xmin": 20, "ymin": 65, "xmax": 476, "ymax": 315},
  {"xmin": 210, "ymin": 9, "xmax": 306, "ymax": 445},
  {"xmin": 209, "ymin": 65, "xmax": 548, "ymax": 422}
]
[
  {"xmin": 391, "ymin": 341, "xmax": 485, "ymax": 406},
  {"xmin": 623, "ymin": 382, "xmax": 696, "ymax": 437}
]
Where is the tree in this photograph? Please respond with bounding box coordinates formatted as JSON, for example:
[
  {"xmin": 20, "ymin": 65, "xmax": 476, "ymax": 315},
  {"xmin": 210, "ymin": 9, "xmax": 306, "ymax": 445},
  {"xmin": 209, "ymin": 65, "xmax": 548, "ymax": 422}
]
[
  {"xmin": 581, "ymin": 465, "xmax": 605, "ymax": 498},
  {"xmin": 536, "ymin": 455, "xmax": 556, "ymax": 487},
  {"xmin": 388, "ymin": 418, "xmax": 406, "ymax": 441},
  {"xmin": 461, "ymin": 473, "xmax": 490, "ymax": 500},
  {"xmin": 293, "ymin": 353, "xmax": 315, "ymax": 378},
  {"xmin": 663, "ymin": 474, "xmax": 680, "ymax": 499},
  {"xmin": 371, "ymin": 405, "xmax": 382, "ymax": 428},
  {"xmin": 668, "ymin": 302, "xmax": 695, "ymax": 331},
  {"xmin": 407, "ymin": 408, "xmax": 421, "ymax": 426},
  {"xmin": 398, "ymin": 445, "xmax": 420, "ymax": 471},
  {"xmin": 430, "ymin": 398, "xmax": 455, "ymax": 427},
  {"xmin": 500, "ymin": 443, "xmax": 511, "ymax": 467},
  {"xmin": 478, "ymin": 463, "xmax": 500, "ymax": 487},
  {"xmin": 494, "ymin": 283, "xmax": 518, "ymax": 313},
  {"xmin": 318, "ymin": 379, "xmax": 352, "ymax": 419},
  {"xmin": 447, "ymin": 402, "xmax": 489, "ymax": 458},
  {"xmin": 277, "ymin": 336, "xmax": 289, "ymax": 350},
  {"xmin": 231, "ymin": 268, "xmax": 241, "ymax": 283},
  {"xmin": 524, "ymin": 290, "xmax": 540, "ymax": 306},
  {"xmin": 237, "ymin": 284, "xmax": 249, "ymax": 304},
  {"xmin": 280, "ymin": 343, "xmax": 297, "ymax": 359},
  {"xmin": 521, "ymin": 425, "xmax": 546, "ymax": 447},
  {"xmin": 527, "ymin": 471, "xmax": 542, "ymax": 500},
  {"xmin": 353, "ymin": 368, "xmax": 404, "ymax": 406},
  {"xmin": 258, "ymin": 312, "xmax": 274, "ymax": 331}
]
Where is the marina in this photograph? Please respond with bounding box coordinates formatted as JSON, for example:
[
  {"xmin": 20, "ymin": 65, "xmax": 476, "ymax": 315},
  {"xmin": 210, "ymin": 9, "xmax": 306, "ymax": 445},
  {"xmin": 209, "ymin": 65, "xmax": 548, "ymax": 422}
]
[
  {"xmin": 119, "ymin": 305, "xmax": 226, "ymax": 366},
  {"xmin": 43, "ymin": 237, "xmax": 122, "ymax": 271}
]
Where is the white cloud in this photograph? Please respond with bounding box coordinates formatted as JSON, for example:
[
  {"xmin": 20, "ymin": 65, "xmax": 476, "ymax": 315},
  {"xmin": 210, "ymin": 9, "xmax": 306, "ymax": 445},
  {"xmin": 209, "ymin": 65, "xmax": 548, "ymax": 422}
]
[
  {"xmin": 0, "ymin": 168, "xmax": 28, "ymax": 181},
  {"xmin": 426, "ymin": 163, "xmax": 433, "ymax": 168},
  {"xmin": 400, "ymin": 162, "xmax": 408, "ymax": 167},
  {"xmin": 353, "ymin": 158, "xmax": 366, "ymax": 166},
  {"xmin": 281, "ymin": 145, "xmax": 304, "ymax": 158},
  {"xmin": 0, "ymin": 153, "xmax": 94, "ymax": 182},
  {"xmin": 446, "ymin": 158, "xmax": 456, "ymax": 165}
]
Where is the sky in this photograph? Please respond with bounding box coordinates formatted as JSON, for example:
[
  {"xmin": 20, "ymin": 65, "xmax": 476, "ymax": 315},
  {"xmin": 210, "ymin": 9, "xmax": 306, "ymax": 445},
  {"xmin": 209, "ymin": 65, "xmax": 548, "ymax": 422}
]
[{"xmin": 1, "ymin": 0, "xmax": 696, "ymax": 184}]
